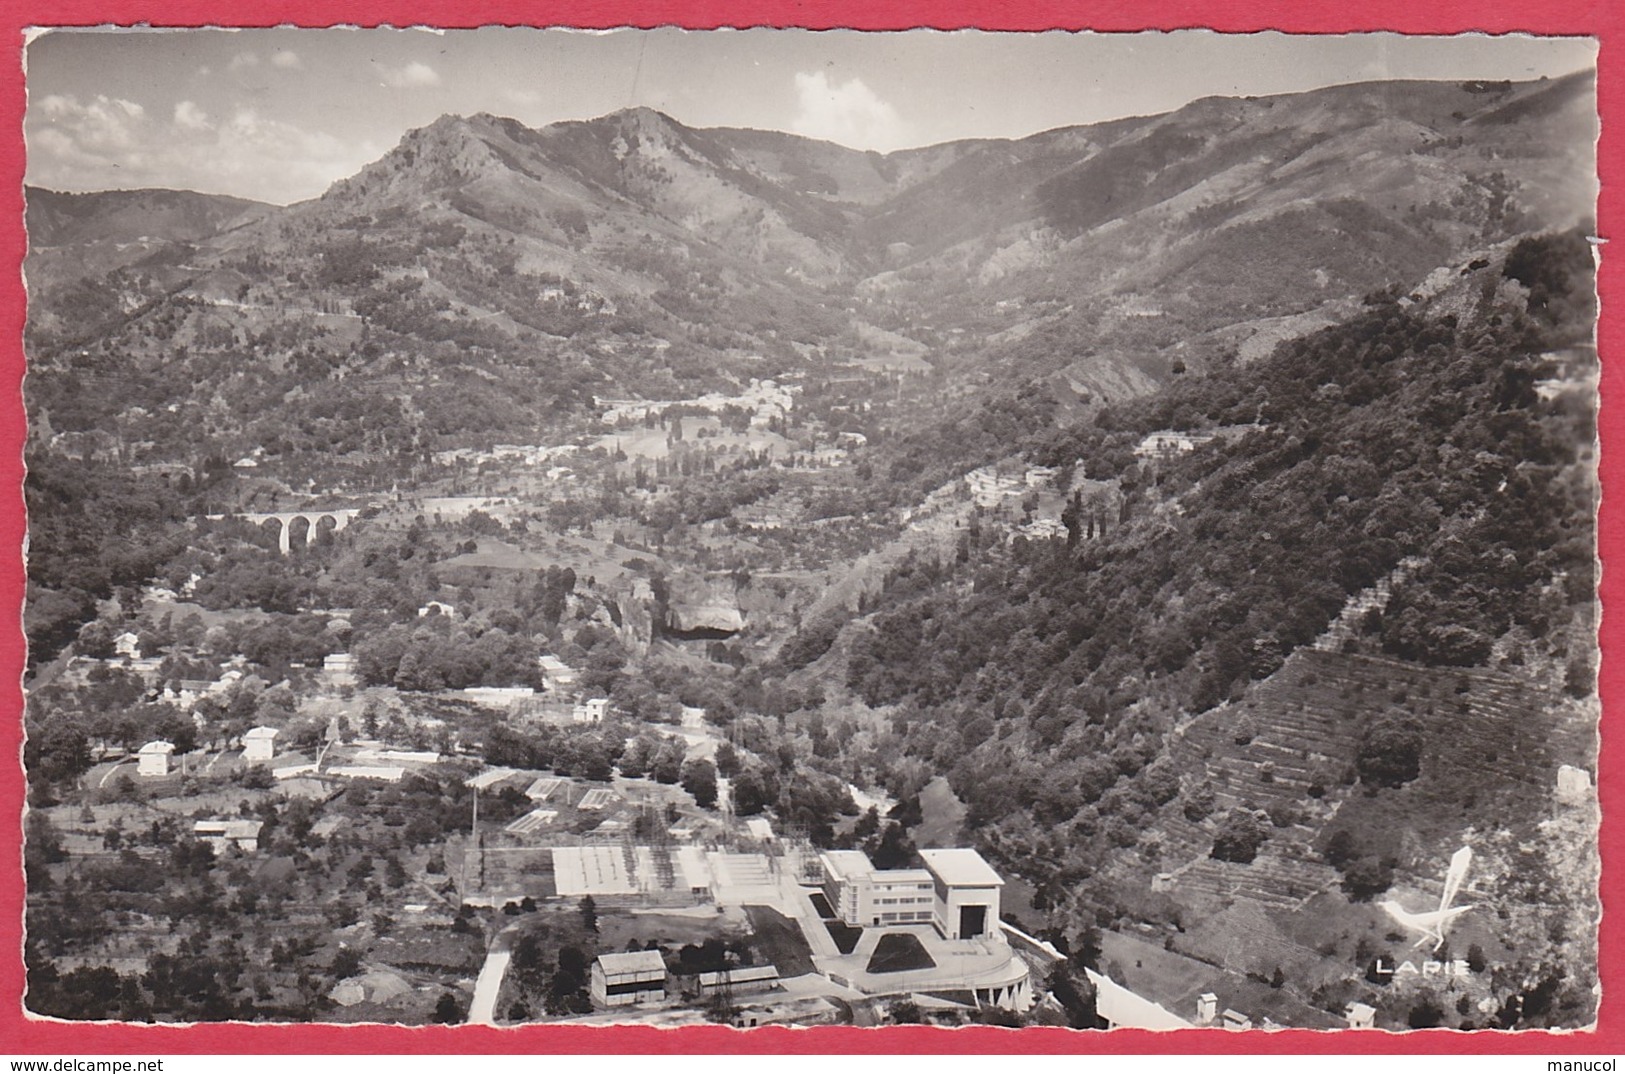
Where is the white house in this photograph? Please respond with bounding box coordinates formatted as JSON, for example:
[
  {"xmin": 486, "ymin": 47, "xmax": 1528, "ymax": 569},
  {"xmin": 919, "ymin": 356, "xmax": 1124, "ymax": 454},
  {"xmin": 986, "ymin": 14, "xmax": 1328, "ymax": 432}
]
[
  {"xmin": 1344, "ymin": 1002, "xmax": 1377, "ymax": 1029},
  {"xmin": 137, "ymin": 740, "xmax": 175, "ymax": 776},
  {"xmin": 572, "ymin": 697, "xmax": 610, "ymax": 724},
  {"xmin": 243, "ymin": 726, "xmax": 279, "ymax": 763}
]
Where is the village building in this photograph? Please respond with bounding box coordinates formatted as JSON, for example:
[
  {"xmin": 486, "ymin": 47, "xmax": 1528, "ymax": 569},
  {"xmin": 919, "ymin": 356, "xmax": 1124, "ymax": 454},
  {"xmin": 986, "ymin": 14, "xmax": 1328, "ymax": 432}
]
[
  {"xmin": 462, "ymin": 686, "xmax": 536, "ymax": 708},
  {"xmin": 590, "ymin": 950, "xmax": 668, "ymax": 1008},
  {"xmin": 1344, "ymin": 1002, "xmax": 1377, "ymax": 1029},
  {"xmin": 137, "ymin": 740, "xmax": 175, "ymax": 776},
  {"xmin": 193, "ymin": 819, "xmax": 264, "ymax": 854},
  {"xmin": 538, "ymin": 654, "xmax": 580, "ymax": 693},
  {"xmin": 417, "ymin": 600, "xmax": 457, "ymax": 620},
  {"xmin": 328, "ymin": 765, "xmax": 406, "ymax": 783},
  {"xmin": 353, "ymin": 748, "xmax": 439, "ymax": 766},
  {"xmin": 572, "ymin": 697, "xmax": 610, "ymax": 724},
  {"xmin": 243, "ymin": 726, "xmax": 279, "ymax": 762},
  {"xmin": 1134, "ymin": 430, "xmax": 1217, "ymax": 459}
]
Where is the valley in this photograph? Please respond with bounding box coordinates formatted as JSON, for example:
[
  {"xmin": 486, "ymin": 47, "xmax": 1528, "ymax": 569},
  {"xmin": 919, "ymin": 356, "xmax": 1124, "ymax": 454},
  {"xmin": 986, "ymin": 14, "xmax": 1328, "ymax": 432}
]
[{"xmin": 19, "ymin": 69, "xmax": 1601, "ymax": 1032}]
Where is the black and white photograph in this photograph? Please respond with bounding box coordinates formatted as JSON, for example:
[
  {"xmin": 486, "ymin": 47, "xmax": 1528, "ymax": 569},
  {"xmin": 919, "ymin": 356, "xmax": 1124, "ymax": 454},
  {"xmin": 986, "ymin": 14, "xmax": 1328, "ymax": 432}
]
[{"xmin": 18, "ymin": 26, "xmax": 1602, "ymax": 1032}]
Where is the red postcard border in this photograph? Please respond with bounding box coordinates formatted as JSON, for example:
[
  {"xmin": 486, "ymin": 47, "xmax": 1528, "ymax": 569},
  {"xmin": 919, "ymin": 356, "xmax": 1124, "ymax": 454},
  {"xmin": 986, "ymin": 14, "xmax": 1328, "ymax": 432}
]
[{"xmin": 0, "ymin": 0, "xmax": 1619, "ymax": 1056}]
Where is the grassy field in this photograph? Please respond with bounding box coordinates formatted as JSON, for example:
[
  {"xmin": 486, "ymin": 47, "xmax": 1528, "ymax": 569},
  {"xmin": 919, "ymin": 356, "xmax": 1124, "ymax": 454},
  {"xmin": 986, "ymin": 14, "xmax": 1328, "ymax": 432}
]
[
  {"xmin": 597, "ymin": 909, "xmax": 737, "ymax": 952},
  {"xmin": 913, "ymin": 776, "xmax": 967, "ymax": 848}
]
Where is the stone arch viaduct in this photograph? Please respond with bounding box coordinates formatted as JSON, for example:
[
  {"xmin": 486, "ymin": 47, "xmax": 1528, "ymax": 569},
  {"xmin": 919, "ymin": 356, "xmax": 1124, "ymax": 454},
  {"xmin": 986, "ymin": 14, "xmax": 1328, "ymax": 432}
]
[{"xmin": 205, "ymin": 508, "xmax": 364, "ymax": 555}]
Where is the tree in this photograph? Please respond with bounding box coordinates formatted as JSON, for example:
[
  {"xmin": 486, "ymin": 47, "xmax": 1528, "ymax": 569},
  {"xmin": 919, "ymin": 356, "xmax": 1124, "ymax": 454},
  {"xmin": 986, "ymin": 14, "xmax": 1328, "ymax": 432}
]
[
  {"xmin": 1209, "ymin": 809, "xmax": 1269, "ymax": 864},
  {"xmin": 330, "ymin": 947, "xmax": 364, "ymax": 980},
  {"xmin": 1340, "ymin": 856, "xmax": 1394, "ymax": 901},
  {"xmin": 680, "ymin": 758, "xmax": 718, "ymax": 809},
  {"xmin": 1324, "ymin": 829, "xmax": 1359, "ymax": 868},
  {"xmin": 1407, "ymin": 993, "xmax": 1445, "ymax": 1029},
  {"xmin": 578, "ymin": 896, "xmax": 598, "ymax": 934},
  {"xmin": 649, "ymin": 738, "xmax": 685, "ymax": 784},
  {"xmin": 1356, "ymin": 717, "xmax": 1424, "ymax": 788},
  {"xmin": 433, "ymin": 991, "xmax": 462, "ymax": 1024},
  {"xmin": 867, "ymin": 822, "xmax": 917, "ymax": 870},
  {"xmin": 1046, "ymin": 961, "xmax": 1103, "ymax": 1029},
  {"xmin": 730, "ymin": 766, "xmax": 776, "ymax": 816},
  {"xmin": 887, "ymin": 999, "xmax": 926, "ymax": 1024}
]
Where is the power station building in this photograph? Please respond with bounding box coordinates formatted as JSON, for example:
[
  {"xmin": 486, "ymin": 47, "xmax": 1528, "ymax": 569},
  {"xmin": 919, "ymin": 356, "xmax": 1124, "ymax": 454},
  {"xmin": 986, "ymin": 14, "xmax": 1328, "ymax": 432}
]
[{"xmin": 818, "ymin": 846, "xmax": 1004, "ymax": 940}]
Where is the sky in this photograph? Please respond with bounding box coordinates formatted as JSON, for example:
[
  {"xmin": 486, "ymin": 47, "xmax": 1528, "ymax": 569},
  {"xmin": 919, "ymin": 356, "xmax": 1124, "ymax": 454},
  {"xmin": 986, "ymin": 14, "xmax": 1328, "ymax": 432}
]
[{"xmin": 23, "ymin": 27, "xmax": 1598, "ymax": 205}]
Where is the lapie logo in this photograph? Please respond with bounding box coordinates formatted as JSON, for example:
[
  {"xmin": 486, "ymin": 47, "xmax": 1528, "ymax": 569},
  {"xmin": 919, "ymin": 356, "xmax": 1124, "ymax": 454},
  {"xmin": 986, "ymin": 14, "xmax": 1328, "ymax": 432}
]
[{"xmin": 1373, "ymin": 958, "xmax": 1474, "ymax": 978}]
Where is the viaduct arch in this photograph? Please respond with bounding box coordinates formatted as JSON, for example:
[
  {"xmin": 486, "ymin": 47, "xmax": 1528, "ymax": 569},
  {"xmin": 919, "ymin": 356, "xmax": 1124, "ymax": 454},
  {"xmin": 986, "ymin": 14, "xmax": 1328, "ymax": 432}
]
[{"xmin": 205, "ymin": 508, "xmax": 364, "ymax": 555}]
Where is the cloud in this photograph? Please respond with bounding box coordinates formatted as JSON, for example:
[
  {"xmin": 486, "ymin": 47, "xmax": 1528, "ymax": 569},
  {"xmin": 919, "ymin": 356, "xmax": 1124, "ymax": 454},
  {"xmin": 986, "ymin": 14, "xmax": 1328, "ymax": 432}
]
[
  {"xmin": 790, "ymin": 70, "xmax": 908, "ymax": 151},
  {"xmin": 270, "ymin": 49, "xmax": 301, "ymax": 69},
  {"xmin": 27, "ymin": 92, "xmax": 375, "ymax": 204},
  {"xmin": 227, "ymin": 51, "xmax": 259, "ymax": 72},
  {"xmin": 501, "ymin": 88, "xmax": 542, "ymax": 106},
  {"xmin": 377, "ymin": 61, "xmax": 442, "ymax": 89},
  {"xmin": 173, "ymin": 100, "xmax": 211, "ymax": 131},
  {"xmin": 33, "ymin": 93, "xmax": 146, "ymax": 153}
]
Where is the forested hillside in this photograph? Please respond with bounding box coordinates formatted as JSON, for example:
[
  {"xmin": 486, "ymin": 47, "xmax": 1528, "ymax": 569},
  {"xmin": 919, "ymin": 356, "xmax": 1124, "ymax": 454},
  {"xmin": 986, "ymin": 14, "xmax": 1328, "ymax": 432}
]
[{"xmin": 819, "ymin": 230, "xmax": 1592, "ymax": 942}]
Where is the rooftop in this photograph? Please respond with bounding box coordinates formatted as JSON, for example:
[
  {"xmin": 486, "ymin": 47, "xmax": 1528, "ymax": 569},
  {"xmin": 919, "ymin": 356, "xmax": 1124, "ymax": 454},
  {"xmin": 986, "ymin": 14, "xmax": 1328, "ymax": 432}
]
[
  {"xmin": 244, "ymin": 726, "xmax": 279, "ymax": 740},
  {"xmin": 873, "ymin": 868, "xmax": 933, "ymax": 884},
  {"xmin": 696, "ymin": 964, "xmax": 779, "ymax": 986},
  {"xmin": 596, "ymin": 950, "xmax": 668, "ymax": 976},
  {"xmin": 820, "ymin": 849, "xmax": 876, "ymax": 881},
  {"xmin": 139, "ymin": 740, "xmax": 175, "ymax": 755},
  {"xmin": 194, "ymin": 819, "xmax": 263, "ymax": 839},
  {"xmin": 919, "ymin": 848, "xmax": 1003, "ymax": 888}
]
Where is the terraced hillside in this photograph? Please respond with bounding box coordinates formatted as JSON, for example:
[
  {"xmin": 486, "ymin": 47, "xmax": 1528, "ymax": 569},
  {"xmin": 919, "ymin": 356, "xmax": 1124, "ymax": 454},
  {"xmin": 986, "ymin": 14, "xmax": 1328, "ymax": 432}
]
[{"xmin": 1125, "ymin": 648, "xmax": 1592, "ymax": 915}]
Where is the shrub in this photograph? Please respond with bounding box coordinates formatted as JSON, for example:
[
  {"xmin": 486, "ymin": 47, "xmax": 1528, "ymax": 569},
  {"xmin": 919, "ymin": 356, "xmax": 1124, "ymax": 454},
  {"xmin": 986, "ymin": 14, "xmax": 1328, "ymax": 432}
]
[
  {"xmin": 1340, "ymin": 855, "xmax": 1394, "ymax": 901},
  {"xmin": 1210, "ymin": 809, "xmax": 1269, "ymax": 864}
]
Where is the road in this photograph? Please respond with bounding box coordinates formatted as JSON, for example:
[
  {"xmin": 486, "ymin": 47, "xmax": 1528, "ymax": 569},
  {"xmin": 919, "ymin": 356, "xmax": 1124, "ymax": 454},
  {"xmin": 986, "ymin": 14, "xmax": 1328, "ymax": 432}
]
[{"xmin": 466, "ymin": 944, "xmax": 511, "ymax": 1026}]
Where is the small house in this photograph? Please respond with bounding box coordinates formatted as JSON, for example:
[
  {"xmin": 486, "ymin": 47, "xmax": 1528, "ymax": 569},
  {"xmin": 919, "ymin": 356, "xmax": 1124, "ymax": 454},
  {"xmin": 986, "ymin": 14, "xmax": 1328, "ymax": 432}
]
[
  {"xmin": 572, "ymin": 697, "xmax": 610, "ymax": 724},
  {"xmin": 243, "ymin": 726, "xmax": 279, "ymax": 762},
  {"xmin": 137, "ymin": 740, "xmax": 175, "ymax": 776}
]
